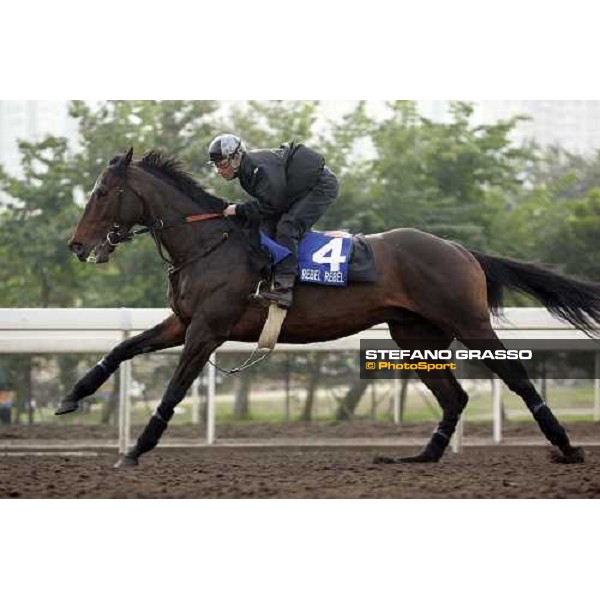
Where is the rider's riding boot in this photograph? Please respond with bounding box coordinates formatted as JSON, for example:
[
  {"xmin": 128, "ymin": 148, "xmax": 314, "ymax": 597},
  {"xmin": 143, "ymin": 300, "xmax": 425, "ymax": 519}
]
[{"xmin": 257, "ymin": 273, "xmax": 296, "ymax": 309}]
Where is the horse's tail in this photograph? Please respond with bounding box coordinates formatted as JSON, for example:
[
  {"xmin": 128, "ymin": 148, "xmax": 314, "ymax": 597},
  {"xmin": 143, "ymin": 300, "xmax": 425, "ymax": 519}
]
[{"xmin": 471, "ymin": 250, "xmax": 600, "ymax": 333}]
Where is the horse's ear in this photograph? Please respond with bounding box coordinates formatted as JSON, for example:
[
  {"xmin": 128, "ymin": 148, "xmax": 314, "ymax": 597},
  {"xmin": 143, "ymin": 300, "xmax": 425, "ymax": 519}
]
[{"xmin": 124, "ymin": 147, "xmax": 134, "ymax": 165}]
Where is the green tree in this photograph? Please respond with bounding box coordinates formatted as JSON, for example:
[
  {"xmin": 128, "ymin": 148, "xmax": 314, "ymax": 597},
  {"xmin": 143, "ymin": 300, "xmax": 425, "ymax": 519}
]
[
  {"xmin": 367, "ymin": 101, "xmax": 534, "ymax": 248},
  {"xmin": 0, "ymin": 137, "xmax": 83, "ymax": 307},
  {"xmin": 512, "ymin": 146, "xmax": 600, "ymax": 281},
  {"xmin": 544, "ymin": 188, "xmax": 600, "ymax": 280},
  {"xmin": 229, "ymin": 100, "xmax": 320, "ymax": 149}
]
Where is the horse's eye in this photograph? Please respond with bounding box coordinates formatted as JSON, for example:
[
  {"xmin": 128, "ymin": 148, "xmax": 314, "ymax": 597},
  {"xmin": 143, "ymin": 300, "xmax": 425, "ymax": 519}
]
[{"xmin": 92, "ymin": 185, "xmax": 108, "ymax": 199}]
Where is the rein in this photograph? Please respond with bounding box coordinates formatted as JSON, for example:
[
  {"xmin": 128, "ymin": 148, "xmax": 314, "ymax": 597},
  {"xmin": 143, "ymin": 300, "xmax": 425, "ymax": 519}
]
[{"xmin": 119, "ymin": 211, "xmax": 224, "ymax": 239}]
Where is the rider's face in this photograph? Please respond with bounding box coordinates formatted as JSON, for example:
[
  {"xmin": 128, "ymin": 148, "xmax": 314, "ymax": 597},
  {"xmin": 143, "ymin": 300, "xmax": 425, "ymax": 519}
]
[{"xmin": 214, "ymin": 158, "xmax": 237, "ymax": 180}]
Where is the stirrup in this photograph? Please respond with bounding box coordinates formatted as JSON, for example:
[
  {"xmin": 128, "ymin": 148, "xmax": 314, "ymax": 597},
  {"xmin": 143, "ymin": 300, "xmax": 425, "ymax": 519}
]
[
  {"xmin": 258, "ymin": 289, "xmax": 293, "ymax": 309},
  {"xmin": 248, "ymin": 279, "xmax": 270, "ymax": 306}
]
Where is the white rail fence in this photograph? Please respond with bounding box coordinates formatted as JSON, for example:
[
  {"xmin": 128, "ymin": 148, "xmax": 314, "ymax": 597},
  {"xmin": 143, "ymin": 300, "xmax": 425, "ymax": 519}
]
[{"xmin": 1, "ymin": 307, "xmax": 599, "ymax": 452}]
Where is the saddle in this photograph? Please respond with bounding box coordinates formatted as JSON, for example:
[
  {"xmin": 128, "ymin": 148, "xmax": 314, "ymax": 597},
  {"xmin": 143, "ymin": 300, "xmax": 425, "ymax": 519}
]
[{"xmin": 260, "ymin": 230, "xmax": 378, "ymax": 286}]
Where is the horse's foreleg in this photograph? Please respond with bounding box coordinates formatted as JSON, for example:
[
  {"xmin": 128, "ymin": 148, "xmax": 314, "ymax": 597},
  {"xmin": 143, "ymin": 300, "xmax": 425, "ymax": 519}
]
[
  {"xmin": 55, "ymin": 314, "xmax": 186, "ymax": 415},
  {"xmin": 116, "ymin": 318, "xmax": 223, "ymax": 468}
]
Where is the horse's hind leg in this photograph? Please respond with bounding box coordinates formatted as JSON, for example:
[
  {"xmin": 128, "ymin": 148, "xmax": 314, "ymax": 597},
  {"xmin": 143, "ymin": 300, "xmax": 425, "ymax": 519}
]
[
  {"xmin": 457, "ymin": 321, "xmax": 584, "ymax": 463},
  {"xmin": 55, "ymin": 313, "xmax": 186, "ymax": 415},
  {"xmin": 376, "ymin": 319, "xmax": 467, "ymax": 464}
]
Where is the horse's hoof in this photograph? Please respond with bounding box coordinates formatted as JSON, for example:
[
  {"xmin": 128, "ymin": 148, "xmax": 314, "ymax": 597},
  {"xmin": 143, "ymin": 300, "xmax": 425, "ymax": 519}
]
[
  {"xmin": 551, "ymin": 446, "xmax": 585, "ymax": 464},
  {"xmin": 373, "ymin": 453, "xmax": 439, "ymax": 465},
  {"xmin": 114, "ymin": 454, "xmax": 139, "ymax": 470},
  {"xmin": 54, "ymin": 399, "xmax": 79, "ymax": 415}
]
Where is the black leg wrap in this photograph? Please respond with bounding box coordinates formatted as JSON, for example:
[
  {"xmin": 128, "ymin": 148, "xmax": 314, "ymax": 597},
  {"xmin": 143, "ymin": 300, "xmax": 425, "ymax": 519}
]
[
  {"xmin": 423, "ymin": 431, "xmax": 451, "ymax": 459},
  {"xmin": 100, "ymin": 355, "xmax": 120, "ymax": 373},
  {"xmin": 130, "ymin": 413, "xmax": 170, "ymax": 458},
  {"xmin": 56, "ymin": 360, "xmax": 117, "ymax": 415},
  {"xmin": 73, "ymin": 361, "xmax": 115, "ymax": 399},
  {"xmin": 531, "ymin": 404, "xmax": 571, "ymax": 449}
]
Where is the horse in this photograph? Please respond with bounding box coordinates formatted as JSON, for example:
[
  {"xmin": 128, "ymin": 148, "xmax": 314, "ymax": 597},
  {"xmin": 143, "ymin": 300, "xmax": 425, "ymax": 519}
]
[{"xmin": 57, "ymin": 148, "xmax": 598, "ymax": 468}]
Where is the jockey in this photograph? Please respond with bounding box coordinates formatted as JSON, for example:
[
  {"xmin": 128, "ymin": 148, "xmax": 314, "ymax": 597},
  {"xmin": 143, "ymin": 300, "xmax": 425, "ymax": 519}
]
[{"xmin": 208, "ymin": 133, "xmax": 339, "ymax": 308}]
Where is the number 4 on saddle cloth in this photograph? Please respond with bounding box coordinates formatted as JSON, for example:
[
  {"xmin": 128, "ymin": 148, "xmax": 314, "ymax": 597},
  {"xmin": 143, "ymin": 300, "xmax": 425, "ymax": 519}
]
[{"xmin": 259, "ymin": 230, "xmax": 378, "ymax": 286}]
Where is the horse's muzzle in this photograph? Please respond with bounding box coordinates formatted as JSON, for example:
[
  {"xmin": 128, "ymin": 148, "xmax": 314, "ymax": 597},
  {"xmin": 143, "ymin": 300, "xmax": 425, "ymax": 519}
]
[{"xmin": 69, "ymin": 241, "xmax": 88, "ymax": 262}]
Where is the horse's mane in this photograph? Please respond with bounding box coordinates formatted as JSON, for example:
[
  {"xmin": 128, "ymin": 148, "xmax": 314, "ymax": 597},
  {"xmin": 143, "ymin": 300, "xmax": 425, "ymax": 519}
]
[{"xmin": 134, "ymin": 150, "xmax": 226, "ymax": 211}]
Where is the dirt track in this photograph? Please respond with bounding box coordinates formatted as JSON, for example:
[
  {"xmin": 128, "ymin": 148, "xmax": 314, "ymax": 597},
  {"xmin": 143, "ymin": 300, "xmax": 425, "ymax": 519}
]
[
  {"xmin": 2, "ymin": 445, "xmax": 600, "ymax": 499},
  {"xmin": 2, "ymin": 421, "xmax": 599, "ymax": 498}
]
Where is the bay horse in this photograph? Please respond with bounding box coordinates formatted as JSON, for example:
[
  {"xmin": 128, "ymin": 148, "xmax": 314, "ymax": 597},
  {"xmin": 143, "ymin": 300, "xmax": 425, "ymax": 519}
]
[{"xmin": 58, "ymin": 148, "xmax": 598, "ymax": 468}]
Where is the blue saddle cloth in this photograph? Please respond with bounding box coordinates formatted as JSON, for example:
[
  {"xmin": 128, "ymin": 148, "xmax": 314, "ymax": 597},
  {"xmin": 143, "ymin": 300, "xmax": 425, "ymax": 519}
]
[{"xmin": 260, "ymin": 230, "xmax": 353, "ymax": 287}]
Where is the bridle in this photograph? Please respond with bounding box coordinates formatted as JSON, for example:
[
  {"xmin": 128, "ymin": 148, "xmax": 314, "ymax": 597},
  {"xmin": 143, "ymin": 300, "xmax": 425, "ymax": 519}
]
[{"xmin": 105, "ymin": 179, "xmax": 228, "ymax": 273}]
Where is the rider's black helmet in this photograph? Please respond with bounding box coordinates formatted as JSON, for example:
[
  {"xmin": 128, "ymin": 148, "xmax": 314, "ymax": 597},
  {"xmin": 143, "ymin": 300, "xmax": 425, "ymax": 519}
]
[{"xmin": 207, "ymin": 133, "xmax": 246, "ymax": 163}]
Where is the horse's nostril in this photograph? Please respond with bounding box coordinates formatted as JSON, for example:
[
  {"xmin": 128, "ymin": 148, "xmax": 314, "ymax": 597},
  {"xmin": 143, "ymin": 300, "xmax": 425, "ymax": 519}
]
[{"xmin": 70, "ymin": 242, "xmax": 84, "ymax": 257}]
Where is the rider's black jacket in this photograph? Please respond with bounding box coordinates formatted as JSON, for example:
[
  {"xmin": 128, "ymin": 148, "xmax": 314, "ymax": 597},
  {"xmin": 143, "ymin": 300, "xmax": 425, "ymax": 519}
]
[{"xmin": 235, "ymin": 142, "xmax": 325, "ymax": 222}]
